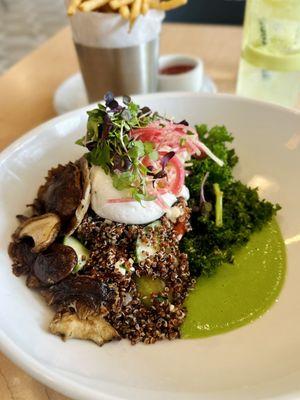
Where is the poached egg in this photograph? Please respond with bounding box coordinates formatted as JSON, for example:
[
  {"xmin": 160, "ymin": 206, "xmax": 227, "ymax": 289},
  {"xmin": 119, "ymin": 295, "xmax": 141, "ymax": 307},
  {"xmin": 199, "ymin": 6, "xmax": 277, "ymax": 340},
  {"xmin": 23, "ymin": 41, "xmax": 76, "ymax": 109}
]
[{"xmin": 90, "ymin": 166, "xmax": 189, "ymax": 225}]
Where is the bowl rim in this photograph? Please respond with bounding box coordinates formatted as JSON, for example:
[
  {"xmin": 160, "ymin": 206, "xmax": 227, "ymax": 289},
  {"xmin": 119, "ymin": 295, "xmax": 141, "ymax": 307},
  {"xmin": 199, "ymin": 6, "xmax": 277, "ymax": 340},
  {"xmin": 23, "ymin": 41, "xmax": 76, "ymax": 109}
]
[{"xmin": 1, "ymin": 92, "xmax": 299, "ymax": 163}]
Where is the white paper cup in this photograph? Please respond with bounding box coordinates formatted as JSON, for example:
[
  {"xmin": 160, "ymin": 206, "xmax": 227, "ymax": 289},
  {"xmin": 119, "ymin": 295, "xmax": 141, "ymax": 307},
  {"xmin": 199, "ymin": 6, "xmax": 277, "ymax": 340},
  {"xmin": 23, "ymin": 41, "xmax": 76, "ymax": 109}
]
[{"xmin": 158, "ymin": 54, "xmax": 204, "ymax": 92}]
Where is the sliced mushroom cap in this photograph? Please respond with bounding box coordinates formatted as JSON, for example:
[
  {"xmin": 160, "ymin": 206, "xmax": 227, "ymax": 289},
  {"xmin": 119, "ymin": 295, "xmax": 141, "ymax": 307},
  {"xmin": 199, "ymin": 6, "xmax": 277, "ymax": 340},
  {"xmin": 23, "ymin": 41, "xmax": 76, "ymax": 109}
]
[
  {"xmin": 14, "ymin": 213, "xmax": 61, "ymax": 253},
  {"xmin": 37, "ymin": 158, "xmax": 91, "ymax": 234},
  {"xmin": 26, "ymin": 274, "xmax": 43, "ymax": 289},
  {"xmin": 66, "ymin": 157, "xmax": 91, "ymax": 236},
  {"xmin": 41, "ymin": 276, "xmax": 117, "ymax": 310},
  {"xmin": 8, "ymin": 240, "xmax": 37, "ymax": 277},
  {"xmin": 49, "ymin": 310, "xmax": 119, "ymax": 346},
  {"xmin": 33, "ymin": 243, "xmax": 77, "ymax": 285},
  {"xmin": 37, "ymin": 162, "xmax": 83, "ymax": 223}
]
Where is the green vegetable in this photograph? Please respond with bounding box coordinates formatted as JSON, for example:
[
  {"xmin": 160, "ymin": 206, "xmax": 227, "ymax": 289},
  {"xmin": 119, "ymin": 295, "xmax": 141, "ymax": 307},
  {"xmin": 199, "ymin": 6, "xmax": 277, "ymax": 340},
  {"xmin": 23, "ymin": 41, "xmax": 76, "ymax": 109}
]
[
  {"xmin": 63, "ymin": 236, "xmax": 89, "ymax": 273},
  {"xmin": 135, "ymin": 276, "xmax": 166, "ymax": 306},
  {"xmin": 213, "ymin": 183, "xmax": 223, "ymax": 227},
  {"xmin": 181, "ymin": 125, "xmax": 280, "ymax": 276},
  {"xmin": 76, "ymin": 94, "xmax": 159, "ymax": 202}
]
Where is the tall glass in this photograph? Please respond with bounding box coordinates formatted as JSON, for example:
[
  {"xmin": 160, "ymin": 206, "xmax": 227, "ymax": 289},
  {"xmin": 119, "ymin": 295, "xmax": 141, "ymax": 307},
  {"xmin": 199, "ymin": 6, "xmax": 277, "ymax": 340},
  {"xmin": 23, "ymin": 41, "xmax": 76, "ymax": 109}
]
[{"xmin": 237, "ymin": 0, "xmax": 300, "ymax": 108}]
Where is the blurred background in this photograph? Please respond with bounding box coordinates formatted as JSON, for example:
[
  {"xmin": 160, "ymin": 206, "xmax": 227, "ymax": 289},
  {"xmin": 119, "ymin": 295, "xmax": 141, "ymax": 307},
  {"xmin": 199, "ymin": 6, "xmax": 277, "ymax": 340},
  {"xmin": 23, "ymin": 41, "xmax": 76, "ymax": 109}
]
[
  {"xmin": 166, "ymin": 0, "xmax": 245, "ymax": 24},
  {"xmin": 0, "ymin": 0, "xmax": 245, "ymax": 74}
]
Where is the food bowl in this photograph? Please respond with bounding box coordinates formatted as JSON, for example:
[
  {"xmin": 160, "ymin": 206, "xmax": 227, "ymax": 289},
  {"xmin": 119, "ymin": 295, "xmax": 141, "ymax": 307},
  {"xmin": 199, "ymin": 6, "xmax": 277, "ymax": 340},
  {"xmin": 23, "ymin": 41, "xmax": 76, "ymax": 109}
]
[{"xmin": 0, "ymin": 93, "xmax": 299, "ymax": 400}]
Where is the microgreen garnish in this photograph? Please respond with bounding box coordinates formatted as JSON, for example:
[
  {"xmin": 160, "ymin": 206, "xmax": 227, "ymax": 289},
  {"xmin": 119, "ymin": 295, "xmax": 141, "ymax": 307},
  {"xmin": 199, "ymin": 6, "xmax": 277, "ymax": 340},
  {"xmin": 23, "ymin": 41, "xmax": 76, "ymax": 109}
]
[
  {"xmin": 76, "ymin": 93, "xmax": 159, "ymax": 202},
  {"xmin": 178, "ymin": 119, "xmax": 189, "ymax": 126},
  {"xmin": 161, "ymin": 151, "xmax": 175, "ymax": 170}
]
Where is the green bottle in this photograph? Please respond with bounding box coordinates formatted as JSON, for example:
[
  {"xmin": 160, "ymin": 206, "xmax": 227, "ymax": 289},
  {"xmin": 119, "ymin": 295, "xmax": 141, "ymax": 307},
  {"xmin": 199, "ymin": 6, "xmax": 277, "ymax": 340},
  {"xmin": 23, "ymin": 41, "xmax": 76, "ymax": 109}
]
[{"xmin": 237, "ymin": 0, "xmax": 300, "ymax": 108}]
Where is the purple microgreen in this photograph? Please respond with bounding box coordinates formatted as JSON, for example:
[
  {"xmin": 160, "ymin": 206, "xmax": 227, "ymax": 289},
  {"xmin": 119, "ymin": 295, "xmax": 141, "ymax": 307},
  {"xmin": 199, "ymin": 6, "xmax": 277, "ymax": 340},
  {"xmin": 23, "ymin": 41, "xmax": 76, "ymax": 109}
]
[
  {"xmin": 102, "ymin": 114, "xmax": 112, "ymax": 139},
  {"xmin": 112, "ymin": 154, "xmax": 132, "ymax": 172},
  {"xmin": 108, "ymin": 99, "xmax": 120, "ymax": 111},
  {"xmin": 104, "ymin": 91, "xmax": 114, "ymax": 105},
  {"xmin": 161, "ymin": 151, "xmax": 175, "ymax": 171},
  {"xmin": 178, "ymin": 119, "xmax": 189, "ymax": 126},
  {"xmin": 121, "ymin": 109, "xmax": 131, "ymax": 121},
  {"xmin": 154, "ymin": 170, "xmax": 167, "ymax": 179},
  {"xmin": 123, "ymin": 156, "xmax": 132, "ymax": 170},
  {"xmin": 112, "ymin": 154, "xmax": 123, "ymax": 171},
  {"xmin": 86, "ymin": 141, "xmax": 97, "ymax": 151},
  {"xmin": 77, "ymin": 93, "xmax": 162, "ymax": 202},
  {"xmin": 123, "ymin": 95, "xmax": 131, "ymax": 105},
  {"xmin": 139, "ymin": 106, "xmax": 152, "ymax": 117},
  {"xmin": 104, "ymin": 91, "xmax": 121, "ymax": 111},
  {"xmin": 141, "ymin": 106, "xmax": 151, "ymax": 113}
]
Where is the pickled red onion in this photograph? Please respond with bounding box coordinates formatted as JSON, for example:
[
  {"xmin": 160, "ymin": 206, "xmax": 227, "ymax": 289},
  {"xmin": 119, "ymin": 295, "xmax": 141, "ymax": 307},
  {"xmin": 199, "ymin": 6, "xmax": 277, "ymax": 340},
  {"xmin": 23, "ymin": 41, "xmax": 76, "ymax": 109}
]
[{"xmin": 107, "ymin": 198, "xmax": 134, "ymax": 204}]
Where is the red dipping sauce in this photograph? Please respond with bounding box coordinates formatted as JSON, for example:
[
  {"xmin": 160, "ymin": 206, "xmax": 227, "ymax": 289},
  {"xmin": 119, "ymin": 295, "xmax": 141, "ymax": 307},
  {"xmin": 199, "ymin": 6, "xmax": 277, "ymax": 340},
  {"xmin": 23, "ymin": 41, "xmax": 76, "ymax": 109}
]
[{"xmin": 159, "ymin": 64, "xmax": 195, "ymax": 75}]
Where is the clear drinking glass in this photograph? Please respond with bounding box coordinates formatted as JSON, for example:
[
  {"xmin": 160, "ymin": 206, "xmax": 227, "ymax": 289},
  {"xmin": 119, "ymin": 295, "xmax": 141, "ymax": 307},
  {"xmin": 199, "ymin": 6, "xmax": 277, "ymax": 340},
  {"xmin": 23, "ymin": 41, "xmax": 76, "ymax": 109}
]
[{"xmin": 237, "ymin": 0, "xmax": 300, "ymax": 108}]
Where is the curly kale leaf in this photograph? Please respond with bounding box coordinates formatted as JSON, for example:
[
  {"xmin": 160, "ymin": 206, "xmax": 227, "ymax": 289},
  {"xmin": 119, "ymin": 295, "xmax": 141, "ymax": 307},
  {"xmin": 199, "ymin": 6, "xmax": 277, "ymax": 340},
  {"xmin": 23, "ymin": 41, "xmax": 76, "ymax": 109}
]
[{"xmin": 182, "ymin": 125, "xmax": 280, "ymax": 276}]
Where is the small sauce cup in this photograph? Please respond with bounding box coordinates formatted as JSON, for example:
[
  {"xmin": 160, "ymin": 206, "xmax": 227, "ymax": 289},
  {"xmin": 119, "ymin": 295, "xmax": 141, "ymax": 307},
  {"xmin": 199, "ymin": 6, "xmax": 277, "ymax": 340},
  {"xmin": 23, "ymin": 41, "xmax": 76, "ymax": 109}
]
[{"xmin": 158, "ymin": 54, "xmax": 204, "ymax": 92}]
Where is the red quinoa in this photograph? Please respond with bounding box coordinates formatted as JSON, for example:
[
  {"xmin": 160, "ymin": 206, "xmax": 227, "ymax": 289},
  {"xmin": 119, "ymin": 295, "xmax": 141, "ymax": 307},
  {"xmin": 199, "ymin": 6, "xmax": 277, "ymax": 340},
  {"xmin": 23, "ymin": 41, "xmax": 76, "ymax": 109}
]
[{"xmin": 76, "ymin": 198, "xmax": 193, "ymax": 344}]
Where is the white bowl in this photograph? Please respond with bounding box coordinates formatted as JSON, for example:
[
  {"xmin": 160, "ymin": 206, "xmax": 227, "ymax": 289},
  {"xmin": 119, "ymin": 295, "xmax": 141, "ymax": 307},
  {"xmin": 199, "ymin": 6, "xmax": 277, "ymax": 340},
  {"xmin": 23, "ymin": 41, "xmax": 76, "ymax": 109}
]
[
  {"xmin": 158, "ymin": 54, "xmax": 204, "ymax": 92},
  {"xmin": 0, "ymin": 93, "xmax": 300, "ymax": 400}
]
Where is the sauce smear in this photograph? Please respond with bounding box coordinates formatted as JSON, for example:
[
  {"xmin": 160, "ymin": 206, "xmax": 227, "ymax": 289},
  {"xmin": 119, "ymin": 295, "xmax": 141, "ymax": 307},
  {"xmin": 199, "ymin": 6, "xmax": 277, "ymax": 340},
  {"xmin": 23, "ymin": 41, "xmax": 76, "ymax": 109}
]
[
  {"xmin": 181, "ymin": 219, "xmax": 286, "ymax": 338},
  {"xmin": 160, "ymin": 64, "xmax": 195, "ymax": 75}
]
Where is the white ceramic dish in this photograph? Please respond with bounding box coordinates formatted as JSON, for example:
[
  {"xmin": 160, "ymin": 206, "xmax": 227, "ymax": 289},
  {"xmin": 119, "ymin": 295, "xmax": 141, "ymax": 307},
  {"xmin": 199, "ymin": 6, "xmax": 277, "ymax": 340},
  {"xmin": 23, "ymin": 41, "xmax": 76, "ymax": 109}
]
[
  {"xmin": 53, "ymin": 73, "xmax": 217, "ymax": 115},
  {"xmin": 0, "ymin": 93, "xmax": 300, "ymax": 400},
  {"xmin": 158, "ymin": 54, "xmax": 204, "ymax": 92}
]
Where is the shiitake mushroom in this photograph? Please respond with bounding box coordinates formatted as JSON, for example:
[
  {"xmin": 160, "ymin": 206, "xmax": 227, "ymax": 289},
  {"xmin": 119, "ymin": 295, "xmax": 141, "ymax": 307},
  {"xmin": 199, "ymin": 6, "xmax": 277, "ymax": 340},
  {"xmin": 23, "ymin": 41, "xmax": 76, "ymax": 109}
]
[
  {"xmin": 14, "ymin": 213, "xmax": 61, "ymax": 253},
  {"xmin": 33, "ymin": 243, "xmax": 77, "ymax": 285},
  {"xmin": 37, "ymin": 162, "xmax": 83, "ymax": 223},
  {"xmin": 37, "ymin": 158, "xmax": 91, "ymax": 235},
  {"xmin": 65, "ymin": 158, "xmax": 91, "ymax": 236},
  {"xmin": 8, "ymin": 240, "xmax": 37, "ymax": 276},
  {"xmin": 42, "ymin": 276, "xmax": 116, "ymax": 309}
]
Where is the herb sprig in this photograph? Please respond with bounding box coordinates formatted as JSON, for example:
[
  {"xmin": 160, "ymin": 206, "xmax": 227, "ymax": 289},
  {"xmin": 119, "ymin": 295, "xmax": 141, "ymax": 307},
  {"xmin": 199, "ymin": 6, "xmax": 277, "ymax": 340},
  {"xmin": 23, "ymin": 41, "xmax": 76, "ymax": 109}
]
[{"xmin": 76, "ymin": 93, "xmax": 159, "ymax": 201}]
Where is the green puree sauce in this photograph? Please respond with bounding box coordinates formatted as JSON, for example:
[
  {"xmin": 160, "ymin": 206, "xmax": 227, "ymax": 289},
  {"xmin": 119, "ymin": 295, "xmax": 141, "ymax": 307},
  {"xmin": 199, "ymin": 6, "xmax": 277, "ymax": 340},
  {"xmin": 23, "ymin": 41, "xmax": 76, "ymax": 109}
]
[{"xmin": 181, "ymin": 219, "xmax": 286, "ymax": 338}]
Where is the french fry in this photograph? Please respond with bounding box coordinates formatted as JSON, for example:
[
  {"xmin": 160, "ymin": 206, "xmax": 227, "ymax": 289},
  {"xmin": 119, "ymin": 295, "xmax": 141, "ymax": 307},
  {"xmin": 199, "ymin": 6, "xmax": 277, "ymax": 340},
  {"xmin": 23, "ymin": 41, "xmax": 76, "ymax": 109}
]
[
  {"xmin": 130, "ymin": 0, "xmax": 142, "ymax": 24},
  {"xmin": 149, "ymin": 0, "xmax": 160, "ymax": 8},
  {"xmin": 150, "ymin": 0, "xmax": 187, "ymax": 11},
  {"xmin": 67, "ymin": 0, "xmax": 83, "ymax": 15},
  {"xmin": 109, "ymin": 0, "xmax": 133, "ymax": 10},
  {"xmin": 141, "ymin": 0, "xmax": 149, "ymax": 15},
  {"xmin": 119, "ymin": 5, "xmax": 131, "ymax": 18},
  {"xmin": 79, "ymin": 0, "xmax": 110, "ymax": 12}
]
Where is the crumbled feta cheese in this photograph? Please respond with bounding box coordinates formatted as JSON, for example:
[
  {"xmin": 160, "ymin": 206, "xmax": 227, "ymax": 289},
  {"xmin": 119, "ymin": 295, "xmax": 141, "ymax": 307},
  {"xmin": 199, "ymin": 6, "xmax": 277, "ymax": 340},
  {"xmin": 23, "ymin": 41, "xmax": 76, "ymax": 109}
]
[
  {"xmin": 166, "ymin": 206, "xmax": 184, "ymax": 223},
  {"xmin": 114, "ymin": 260, "xmax": 126, "ymax": 275}
]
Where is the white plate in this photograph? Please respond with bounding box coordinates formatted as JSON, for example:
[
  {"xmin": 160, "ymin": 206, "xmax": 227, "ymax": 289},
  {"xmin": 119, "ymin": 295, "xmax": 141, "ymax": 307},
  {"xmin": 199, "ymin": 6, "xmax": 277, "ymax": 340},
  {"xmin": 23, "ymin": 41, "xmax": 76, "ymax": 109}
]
[
  {"xmin": 0, "ymin": 93, "xmax": 300, "ymax": 400},
  {"xmin": 53, "ymin": 73, "xmax": 217, "ymax": 115}
]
